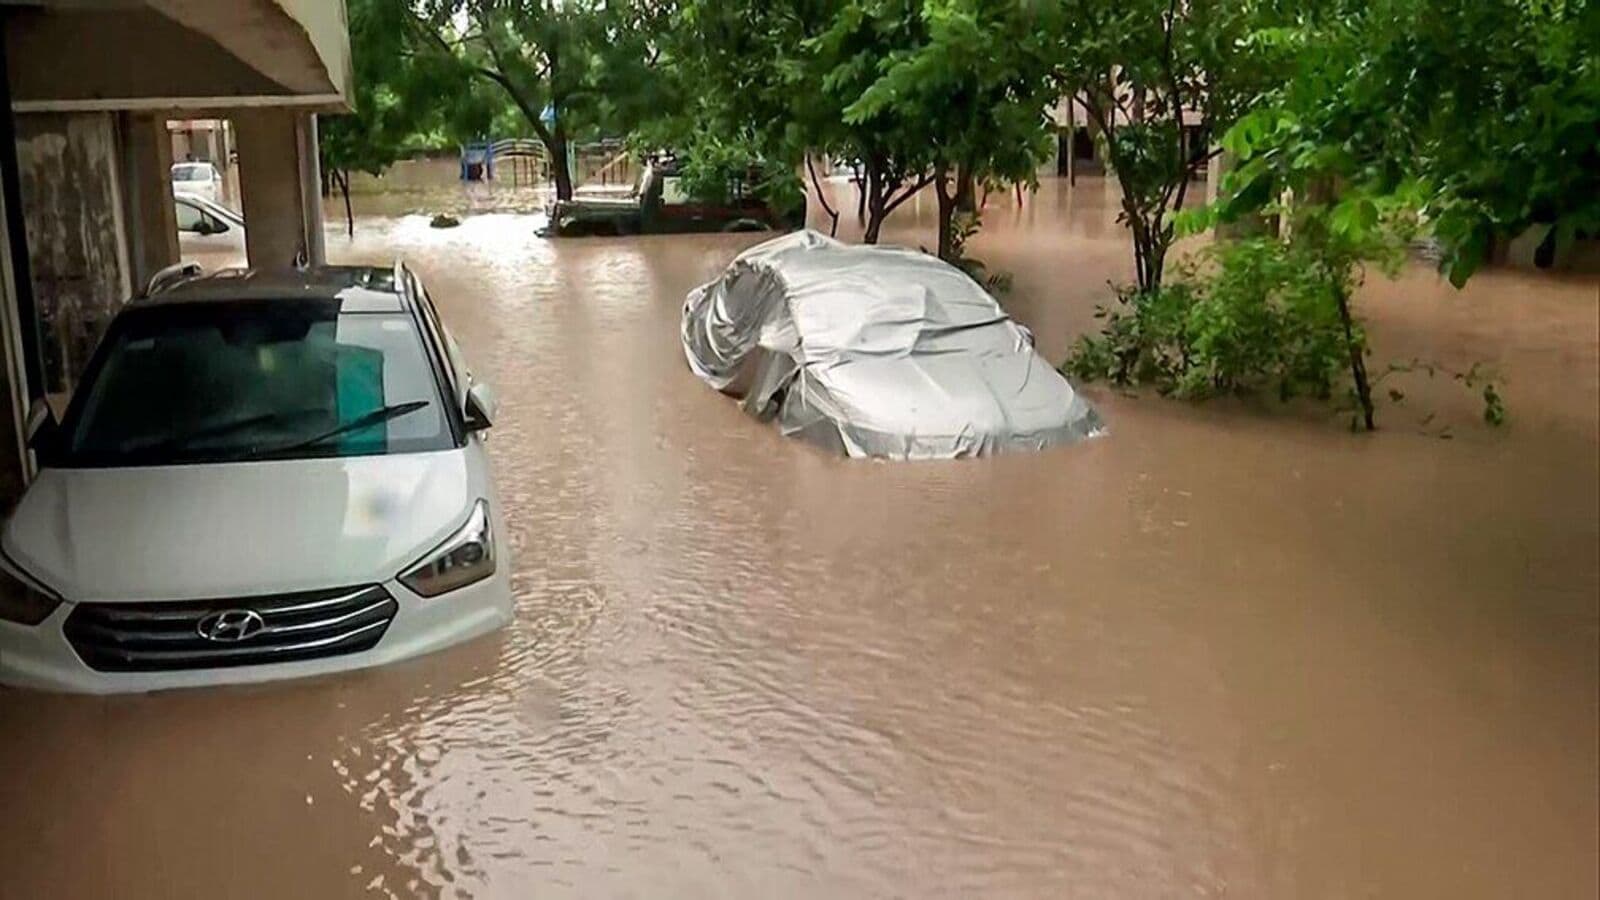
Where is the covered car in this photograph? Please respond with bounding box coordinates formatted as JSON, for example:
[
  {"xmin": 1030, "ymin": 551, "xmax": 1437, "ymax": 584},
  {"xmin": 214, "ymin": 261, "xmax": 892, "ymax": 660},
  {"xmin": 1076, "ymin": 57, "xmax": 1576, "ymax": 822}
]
[{"xmin": 681, "ymin": 230, "xmax": 1103, "ymax": 459}]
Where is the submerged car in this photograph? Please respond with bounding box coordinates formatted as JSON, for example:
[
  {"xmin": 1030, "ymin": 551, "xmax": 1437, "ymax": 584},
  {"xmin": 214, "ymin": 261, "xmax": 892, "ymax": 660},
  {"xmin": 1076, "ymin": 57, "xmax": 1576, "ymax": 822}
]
[
  {"xmin": 682, "ymin": 230, "xmax": 1104, "ymax": 459},
  {"xmin": 545, "ymin": 157, "xmax": 800, "ymax": 237},
  {"xmin": 0, "ymin": 264, "xmax": 511, "ymax": 693}
]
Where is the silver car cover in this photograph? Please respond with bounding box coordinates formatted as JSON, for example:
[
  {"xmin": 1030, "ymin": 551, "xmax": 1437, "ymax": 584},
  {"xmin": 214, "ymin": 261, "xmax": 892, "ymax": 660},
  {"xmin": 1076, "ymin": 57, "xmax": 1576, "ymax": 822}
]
[{"xmin": 682, "ymin": 230, "xmax": 1104, "ymax": 459}]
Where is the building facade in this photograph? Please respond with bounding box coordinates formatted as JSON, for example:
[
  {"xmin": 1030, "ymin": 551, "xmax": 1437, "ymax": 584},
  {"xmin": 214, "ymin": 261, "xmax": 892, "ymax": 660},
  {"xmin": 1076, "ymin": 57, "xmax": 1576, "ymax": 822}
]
[{"xmin": 0, "ymin": 0, "xmax": 352, "ymax": 503}]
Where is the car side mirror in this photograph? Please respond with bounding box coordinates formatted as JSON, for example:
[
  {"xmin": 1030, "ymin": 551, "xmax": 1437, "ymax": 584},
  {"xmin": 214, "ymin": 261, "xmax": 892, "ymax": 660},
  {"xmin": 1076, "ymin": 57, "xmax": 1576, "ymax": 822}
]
[
  {"xmin": 464, "ymin": 381, "xmax": 496, "ymax": 432},
  {"xmin": 25, "ymin": 398, "xmax": 58, "ymax": 451}
]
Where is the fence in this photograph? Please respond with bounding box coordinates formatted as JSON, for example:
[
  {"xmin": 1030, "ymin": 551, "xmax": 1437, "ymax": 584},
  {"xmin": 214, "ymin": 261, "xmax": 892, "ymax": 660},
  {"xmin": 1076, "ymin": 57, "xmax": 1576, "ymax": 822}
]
[{"xmin": 461, "ymin": 138, "xmax": 639, "ymax": 191}]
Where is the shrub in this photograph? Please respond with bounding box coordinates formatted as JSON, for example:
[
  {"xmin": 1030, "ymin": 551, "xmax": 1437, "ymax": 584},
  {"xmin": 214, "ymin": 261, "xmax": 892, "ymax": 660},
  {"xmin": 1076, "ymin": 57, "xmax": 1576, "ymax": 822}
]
[{"xmin": 1065, "ymin": 238, "xmax": 1355, "ymax": 403}]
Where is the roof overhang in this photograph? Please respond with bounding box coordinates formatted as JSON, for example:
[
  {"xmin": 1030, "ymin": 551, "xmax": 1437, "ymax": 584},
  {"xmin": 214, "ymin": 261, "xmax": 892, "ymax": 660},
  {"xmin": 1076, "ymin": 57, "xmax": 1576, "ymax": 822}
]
[{"xmin": 3, "ymin": 0, "xmax": 351, "ymax": 114}]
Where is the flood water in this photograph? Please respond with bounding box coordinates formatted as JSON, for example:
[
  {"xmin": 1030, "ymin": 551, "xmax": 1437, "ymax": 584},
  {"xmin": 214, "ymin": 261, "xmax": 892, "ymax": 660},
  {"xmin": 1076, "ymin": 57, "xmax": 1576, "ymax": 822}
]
[{"xmin": 1, "ymin": 178, "xmax": 1595, "ymax": 898}]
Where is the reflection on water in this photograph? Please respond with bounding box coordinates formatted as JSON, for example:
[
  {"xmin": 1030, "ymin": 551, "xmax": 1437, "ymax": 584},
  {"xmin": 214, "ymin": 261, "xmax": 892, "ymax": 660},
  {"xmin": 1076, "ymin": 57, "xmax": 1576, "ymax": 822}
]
[{"xmin": 2, "ymin": 178, "xmax": 1596, "ymax": 899}]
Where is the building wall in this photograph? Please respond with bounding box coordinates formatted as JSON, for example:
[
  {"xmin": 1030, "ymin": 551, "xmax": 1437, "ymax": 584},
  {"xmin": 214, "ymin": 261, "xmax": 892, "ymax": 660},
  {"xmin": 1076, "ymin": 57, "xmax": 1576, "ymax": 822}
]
[{"xmin": 14, "ymin": 112, "xmax": 131, "ymax": 394}]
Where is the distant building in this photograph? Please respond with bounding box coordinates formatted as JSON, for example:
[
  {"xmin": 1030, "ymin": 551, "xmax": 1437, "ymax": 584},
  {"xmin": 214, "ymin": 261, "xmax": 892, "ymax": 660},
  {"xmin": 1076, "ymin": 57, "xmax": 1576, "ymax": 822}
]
[
  {"xmin": 169, "ymin": 118, "xmax": 234, "ymax": 168},
  {"xmin": 1047, "ymin": 92, "xmax": 1209, "ymax": 184}
]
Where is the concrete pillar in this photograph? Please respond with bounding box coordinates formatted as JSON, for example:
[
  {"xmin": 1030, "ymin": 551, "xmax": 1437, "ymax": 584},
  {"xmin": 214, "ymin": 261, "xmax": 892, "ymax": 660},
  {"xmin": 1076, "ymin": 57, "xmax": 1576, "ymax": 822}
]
[
  {"xmin": 298, "ymin": 114, "xmax": 325, "ymax": 266},
  {"xmin": 118, "ymin": 113, "xmax": 179, "ymax": 291},
  {"xmin": 235, "ymin": 109, "xmax": 324, "ymax": 268},
  {"xmin": 1206, "ymin": 147, "xmax": 1223, "ymax": 205}
]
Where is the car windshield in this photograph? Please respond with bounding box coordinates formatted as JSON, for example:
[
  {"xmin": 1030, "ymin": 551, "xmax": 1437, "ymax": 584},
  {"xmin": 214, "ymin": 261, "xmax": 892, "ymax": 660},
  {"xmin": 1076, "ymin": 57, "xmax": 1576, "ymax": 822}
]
[
  {"xmin": 56, "ymin": 301, "xmax": 454, "ymax": 467},
  {"xmin": 172, "ymin": 164, "xmax": 212, "ymax": 182}
]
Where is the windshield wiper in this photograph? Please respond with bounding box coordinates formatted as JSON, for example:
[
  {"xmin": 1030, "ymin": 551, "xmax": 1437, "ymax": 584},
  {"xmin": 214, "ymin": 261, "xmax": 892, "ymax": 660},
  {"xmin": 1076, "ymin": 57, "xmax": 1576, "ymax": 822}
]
[
  {"xmin": 125, "ymin": 411, "xmax": 301, "ymax": 457},
  {"xmin": 249, "ymin": 400, "xmax": 430, "ymax": 458}
]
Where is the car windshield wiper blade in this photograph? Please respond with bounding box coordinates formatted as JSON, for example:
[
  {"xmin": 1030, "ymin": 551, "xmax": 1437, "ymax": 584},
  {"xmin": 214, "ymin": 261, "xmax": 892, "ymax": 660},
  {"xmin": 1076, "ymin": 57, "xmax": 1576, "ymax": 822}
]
[
  {"xmin": 250, "ymin": 400, "xmax": 430, "ymax": 458},
  {"xmin": 125, "ymin": 411, "xmax": 293, "ymax": 456}
]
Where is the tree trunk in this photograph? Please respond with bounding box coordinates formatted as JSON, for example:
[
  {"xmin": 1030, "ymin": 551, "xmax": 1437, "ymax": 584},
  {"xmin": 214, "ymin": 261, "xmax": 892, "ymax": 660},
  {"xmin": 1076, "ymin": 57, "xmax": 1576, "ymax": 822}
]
[
  {"xmin": 954, "ymin": 167, "xmax": 976, "ymax": 215},
  {"xmin": 548, "ymin": 124, "xmax": 574, "ymax": 201},
  {"xmin": 338, "ymin": 169, "xmax": 353, "ymax": 237},
  {"xmin": 806, "ymin": 156, "xmax": 839, "ymax": 237},
  {"xmin": 864, "ymin": 193, "xmax": 886, "ymax": 243},
  {"xmin": 1127, "ymin": 209, "xmax": 1154, "ymax": 294},
  {"xmin": 1334, "ymin": 282, "xmax": 1375, "ymax": 430},
  {"xmin": 857, "ymin": 160, "xmax": 871, "ymax": 223},
  {"xmin": 863, "ymin": 156, "xmax": 887, "ymax": 243},
  {"xmin": 934, "ymin": 165, "xmax": 958, "ymax": 262},
  {"xmin": 1144, "ymin": 234, "xmax": 1167, "ymax": 293}
]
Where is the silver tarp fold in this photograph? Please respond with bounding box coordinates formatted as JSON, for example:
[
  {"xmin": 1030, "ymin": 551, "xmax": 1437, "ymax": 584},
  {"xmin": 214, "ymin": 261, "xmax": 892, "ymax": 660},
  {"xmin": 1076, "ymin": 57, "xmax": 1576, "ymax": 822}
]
[{"xmin": 682, "ymin": 230, "xmax": 1104, "ymax": 459}]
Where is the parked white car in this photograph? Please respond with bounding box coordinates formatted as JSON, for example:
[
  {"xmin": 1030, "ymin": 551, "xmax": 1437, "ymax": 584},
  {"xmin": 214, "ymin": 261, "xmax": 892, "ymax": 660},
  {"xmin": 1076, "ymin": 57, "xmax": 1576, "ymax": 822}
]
[
  {"xmin": 170, "ymin": 161, "xmax": 222, "ymax": 202},
  {"xmin": 0, "ymin": 264, "xmax": 512, "ymax": 693},
  {"xmin": 174, "ymin": 191, "xmax": 245, "ymax": 258}
]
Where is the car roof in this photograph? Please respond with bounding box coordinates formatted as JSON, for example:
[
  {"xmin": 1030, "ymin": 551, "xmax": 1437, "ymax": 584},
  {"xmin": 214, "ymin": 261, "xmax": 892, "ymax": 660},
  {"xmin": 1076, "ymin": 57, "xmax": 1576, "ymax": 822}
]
[{"xmin": 140, "ymin": 265, "xmax": 407, "ymax": 313}]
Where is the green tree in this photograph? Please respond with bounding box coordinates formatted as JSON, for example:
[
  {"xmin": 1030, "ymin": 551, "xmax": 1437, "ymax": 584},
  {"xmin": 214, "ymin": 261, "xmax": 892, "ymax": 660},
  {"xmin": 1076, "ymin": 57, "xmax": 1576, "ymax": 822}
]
[
  {"xmin": 403, "ymin": 0, "xmax": 666, "ymax": 201},
  {"xmin": 841, "ymin": 0, "xmax": 1058, "ymax": 259},
  {"xmin": 1176, "ymin": 0, "xmax": 1595, "ymax": 428},
  {"xmin": 1049, "ymin": 0, "xmax": 1285, "ymax": 293},
  {"xmin": 805, "ymin": 0, "xmax": 942, "ymax": 244},
  {"xmin": 1215, "ymin": 0, "xmax": 1600, "ymax": 287},
  {"xmin": 648, "ymin": 0, "xmax": 933, "ymax": 242},
  {"xmin": 653, "ymin": 0, "xmax": 1058, "ymax": 251},
  {"xmin": 630, "ymin": 1, "xmax": 821, "ymax": 222},
  {"xmin": 321, "ymin": 0, "xmax": 507, "ymax": 231}
]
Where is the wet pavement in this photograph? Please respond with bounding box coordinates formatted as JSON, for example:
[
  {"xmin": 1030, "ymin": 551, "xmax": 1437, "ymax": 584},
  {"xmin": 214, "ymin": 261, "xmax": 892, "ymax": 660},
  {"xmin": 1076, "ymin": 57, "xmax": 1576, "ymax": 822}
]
[{"xmin": 2, "ymin": 179, "xmax": 1596, "ymax": 898}]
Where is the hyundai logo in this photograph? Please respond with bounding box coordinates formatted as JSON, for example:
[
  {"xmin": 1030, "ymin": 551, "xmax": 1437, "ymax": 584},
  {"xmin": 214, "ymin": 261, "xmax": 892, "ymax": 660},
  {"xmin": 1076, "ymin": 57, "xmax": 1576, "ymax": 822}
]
[{"xmin": 196, "ymin": 609, "xmax": 266, "ymax": 643}]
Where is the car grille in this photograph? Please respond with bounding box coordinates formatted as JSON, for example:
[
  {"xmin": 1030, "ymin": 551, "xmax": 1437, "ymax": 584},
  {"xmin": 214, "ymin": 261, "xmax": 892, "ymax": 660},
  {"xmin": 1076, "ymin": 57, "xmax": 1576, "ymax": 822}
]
[{"xmin": 63, "ymin": 584, "xmax": 398, "ymax": 673}]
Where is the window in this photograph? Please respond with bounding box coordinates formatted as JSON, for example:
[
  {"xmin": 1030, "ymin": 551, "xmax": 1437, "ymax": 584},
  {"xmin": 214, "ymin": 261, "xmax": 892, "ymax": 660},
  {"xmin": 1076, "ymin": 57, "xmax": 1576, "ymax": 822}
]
[
  {"xmin": 175, "ymin": 201, "xmax": 228, "ymax": 234},
  {"xmin": 55, "ymin": 302, "xmax": 453, "ymax": 467},
  {"xmin": 172, "ymin": 163, "xmax": 214, "ymax": 183},
  {"xmin": 174, "ymin": 200, "xmax": 203, "ymax": 233},
  {"xmin": 661, "ymin": 175, "xmax": 690, "ymax": 207}
]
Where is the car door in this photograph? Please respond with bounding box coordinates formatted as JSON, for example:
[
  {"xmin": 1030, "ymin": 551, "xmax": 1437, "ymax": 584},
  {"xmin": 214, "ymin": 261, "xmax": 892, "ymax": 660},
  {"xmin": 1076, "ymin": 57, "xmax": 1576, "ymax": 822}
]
[
  {"xmin": 653, "ymin": 170, "xmax": 716, "ymax": 230},
  {"xmin": 174, "ymin": 197, "xmax": 244, "ymax": 259}
]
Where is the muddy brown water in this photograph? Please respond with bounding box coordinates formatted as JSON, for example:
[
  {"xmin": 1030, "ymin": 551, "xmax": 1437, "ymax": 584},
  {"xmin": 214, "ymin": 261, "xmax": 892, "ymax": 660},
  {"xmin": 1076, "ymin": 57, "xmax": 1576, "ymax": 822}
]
[{"xmin": 2, "ymin": 179, "xmax": 1595, "ymax": 899}]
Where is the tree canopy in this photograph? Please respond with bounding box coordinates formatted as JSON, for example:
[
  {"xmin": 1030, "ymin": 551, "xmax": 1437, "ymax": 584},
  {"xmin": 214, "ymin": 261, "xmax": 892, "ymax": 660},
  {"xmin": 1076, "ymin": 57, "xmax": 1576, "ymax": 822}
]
[
  {"xmin": 395, "ymin": 0, "xmax": 669, "ymax": 199},
  {"xmin": 325, "ymin": 0, "xmax": 1594, "ymax": 290},
  {"xmin": 1212, "ymin": 0, "xmax": 1600, "ymax": 286}
]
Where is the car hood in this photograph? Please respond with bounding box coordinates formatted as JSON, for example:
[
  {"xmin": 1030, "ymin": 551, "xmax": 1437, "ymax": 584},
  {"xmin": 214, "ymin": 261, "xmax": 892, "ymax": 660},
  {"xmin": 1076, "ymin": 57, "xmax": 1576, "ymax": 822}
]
[{"xmin": 3, "ymin": 451, "xmax": 472, "ymax": 602}]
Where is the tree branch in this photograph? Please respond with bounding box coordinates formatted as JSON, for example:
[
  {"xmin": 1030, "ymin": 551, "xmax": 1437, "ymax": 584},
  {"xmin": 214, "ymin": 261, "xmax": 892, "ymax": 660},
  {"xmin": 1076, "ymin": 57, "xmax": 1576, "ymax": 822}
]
[
  {"xmin": 882, "ymin": 172, "xmax": 935, "ymax": 216},
  {"xmin": 474, "ymin": 9, "xmax": 558, "ymax": 148},
  {"xmin": 806, "ymin": 155, "xmax": 840, "ymax": 236}
]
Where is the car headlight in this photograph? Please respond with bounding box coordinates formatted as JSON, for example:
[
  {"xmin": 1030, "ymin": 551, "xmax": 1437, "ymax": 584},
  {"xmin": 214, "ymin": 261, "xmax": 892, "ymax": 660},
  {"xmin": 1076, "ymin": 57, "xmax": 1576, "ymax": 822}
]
[
  {"xmin": 399, "ymin": 500, "xmax": 495, "ymax": 597},
  {"xmin": 0, "ymin": 553, "xmax": 61, "ymax": 626}
]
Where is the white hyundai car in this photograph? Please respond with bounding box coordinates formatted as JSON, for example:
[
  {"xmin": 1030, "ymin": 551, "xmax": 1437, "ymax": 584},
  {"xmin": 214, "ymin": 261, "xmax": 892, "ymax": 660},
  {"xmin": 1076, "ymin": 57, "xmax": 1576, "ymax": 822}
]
[{"xmin": 0, "ymin": 264, "xmax": 512, "ymax": 693}]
